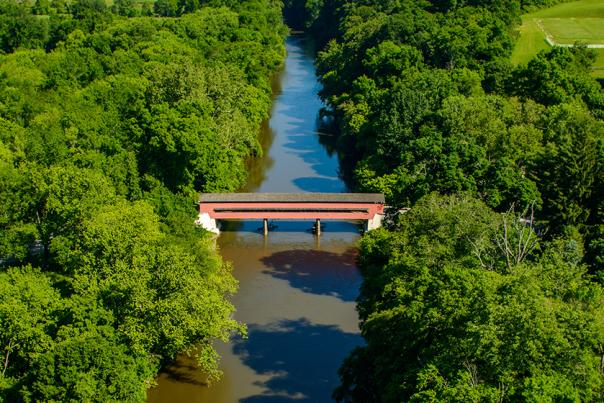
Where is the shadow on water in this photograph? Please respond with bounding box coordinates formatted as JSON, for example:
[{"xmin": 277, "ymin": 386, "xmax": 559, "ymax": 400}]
[
  {"xmin": 162, "ymin": 361, "xmax": 208, "ymax": 387},
  {"xmin": 233, "ymin": 318, "xmax": 363, "ymax": 403},
  {"xmin": 260, "ymin": 248, "xmax": 360, "ymax": 302},
  {"xmin": 315, "ymin": 117, "xmax": 358, "ymax": 189}
]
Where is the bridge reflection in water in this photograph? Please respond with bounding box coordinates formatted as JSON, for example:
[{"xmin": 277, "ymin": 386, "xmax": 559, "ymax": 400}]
[{"xmin": 197, "ymin": 193, "xmax": 385, "ymax": 235}]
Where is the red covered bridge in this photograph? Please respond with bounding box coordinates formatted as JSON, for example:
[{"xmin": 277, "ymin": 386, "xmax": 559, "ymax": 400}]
[{"xmin": 197, "ymin": 193, "xmax": 385, "ymax": 235}]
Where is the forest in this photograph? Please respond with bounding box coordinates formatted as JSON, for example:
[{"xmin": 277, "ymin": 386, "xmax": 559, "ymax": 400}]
[
  {"xmin": 1, "ymin": 0, "xmax": 603, "ymax": 401},
  {"xmin": 287, "ymin": 0, "xmax": 604, "ymax": 400},
  {"xmin": 0, "ymin": 0, "xmax": 286, "ymax": 400}
]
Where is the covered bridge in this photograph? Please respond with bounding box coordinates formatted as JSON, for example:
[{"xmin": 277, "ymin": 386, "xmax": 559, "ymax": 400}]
[{"xmin": 197, "ymin": 192, "xmax": 385, "ymax": 234}]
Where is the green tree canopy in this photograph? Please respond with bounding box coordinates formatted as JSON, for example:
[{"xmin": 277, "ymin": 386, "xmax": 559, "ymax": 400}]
[
  {"xmin": 335, "ymin": 194, "xmax": 604, "ymax": 402},
  {"xmin": 0, "ymin": 0, "xmax": 286, "ymax": 399}
]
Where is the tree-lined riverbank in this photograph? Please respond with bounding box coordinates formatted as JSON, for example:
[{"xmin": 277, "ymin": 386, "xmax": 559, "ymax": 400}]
[
  {"xmin": 288, "ymin": 0, "xmax": 604, "ymax": 400},
  {"xmin": 0, "ymin": 0, "xmax": 286, "ymax": 399}
]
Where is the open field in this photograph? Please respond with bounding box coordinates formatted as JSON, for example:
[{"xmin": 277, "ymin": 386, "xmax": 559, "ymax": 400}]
[
  {"xmin": 542, "ymin": 18, "xmax": 604, "ymax": 44},
  {"xmin": 511, "ymin": 18, "xmax": 550, "ymax": 65},
  {"xmin": 511, "ymin": 0, "xmax": 604, "ymax": 78},
  {"xmin": 526, "ymin": 0, "xmax": 604, "ymax": 18}
]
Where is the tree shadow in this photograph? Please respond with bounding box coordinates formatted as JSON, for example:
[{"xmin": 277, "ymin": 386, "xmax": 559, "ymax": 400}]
[
  {"xmin": 233, "ymin": 318, "xmax": 363, "ymax": 402},
  {"xmin": 260, "ymin": 248, "xmax": 361, "ymax": 302},
  {"xmin": 161, "ymin": 358, "xmax": 208, "ymax": 387},
  {"xmin": 315, "ymin": 117, "xmax": 357, "ymax": 189}
]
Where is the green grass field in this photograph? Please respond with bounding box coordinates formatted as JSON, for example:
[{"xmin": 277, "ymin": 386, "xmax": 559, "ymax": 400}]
[
  {"xmin": 526, "ymin": 0, "xmax": 604, "ymax": 18},
  {"xmin": 511, "ymin": 0, "xmax": 604, "ymax": 78},
  {"xmin": 542, "ymin": 18, "xmax": 604, "ymax": 43}
]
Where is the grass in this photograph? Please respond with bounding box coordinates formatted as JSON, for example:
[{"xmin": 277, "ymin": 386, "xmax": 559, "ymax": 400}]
[
  {"xmin": 541, "ymin": 18, "xmax": 604, "ymax": 44},
  {"xmin": 511, "ymin": 17, "xmax": 550, "ymax": 65},
  {"xmin": 526, "ymin": 0, "xmax": 604, "ymax": 18},
  {"xmin": 511, "ymin": 0, "xmax": 604, "ymax": 78}
]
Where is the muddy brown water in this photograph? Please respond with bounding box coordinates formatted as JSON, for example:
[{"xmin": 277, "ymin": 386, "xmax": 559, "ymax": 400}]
[{"xmin": 148, "ymin": 35, "xmax": 363, "ymax": 403}]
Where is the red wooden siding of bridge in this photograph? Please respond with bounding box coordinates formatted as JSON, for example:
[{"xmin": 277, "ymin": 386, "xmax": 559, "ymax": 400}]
[{"xmin": 198, "ymin": 193, "xmax": 385, "ymax": 221}]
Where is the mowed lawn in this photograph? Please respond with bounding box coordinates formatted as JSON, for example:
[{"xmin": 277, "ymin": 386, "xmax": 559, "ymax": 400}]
[
  {"xmin": 511, "ymin": 0, "xmax": 604, "ymax": 78},
  {"xmin": 543, "ymin": 18, "xmax": 604, "ymax": 44}
]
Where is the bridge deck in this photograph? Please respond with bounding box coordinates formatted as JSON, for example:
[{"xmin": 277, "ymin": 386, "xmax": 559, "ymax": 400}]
[{"xmin": 198, "ymin": 193, "xmax": 385, "ymax": 204}]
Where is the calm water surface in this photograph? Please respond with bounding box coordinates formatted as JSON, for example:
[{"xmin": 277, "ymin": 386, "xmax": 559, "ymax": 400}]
[{"xmin": 148, "ymin": 35, "xmax": 363, "ymax": 403}]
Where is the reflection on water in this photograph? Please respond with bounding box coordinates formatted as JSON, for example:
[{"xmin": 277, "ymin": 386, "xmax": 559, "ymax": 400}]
[
  {"xmin": 244, "ymin": 119, "xmax": 277, "ymax": 192},
  {"xmin": 250, "ymin": 35, "xmax": 345, "ymax": 194},
  {"xmin": 148, "ymin": 35, "xmax": 363, "ymax": 403}
]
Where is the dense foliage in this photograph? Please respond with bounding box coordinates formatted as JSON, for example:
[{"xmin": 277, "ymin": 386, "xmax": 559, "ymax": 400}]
[
  {"xmin": 288, "ymin": 0, "xmax": 604, "ymax": 400},
  {"xmin": 0, "ymin": 0, "xmax": 286, "ymax": 400},
  {"xmin": 336, "ymin": 194, "xmax": 604, "ymax": 401}
]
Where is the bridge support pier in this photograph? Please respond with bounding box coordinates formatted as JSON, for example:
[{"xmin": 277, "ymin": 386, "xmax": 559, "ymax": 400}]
[
  {"xmin": 315, "ymin": 219, "xmax": 321, "ymax": 236},
  {"xmin": 263, "ymin": 218, "xmax": 268, "ymax": 236}
]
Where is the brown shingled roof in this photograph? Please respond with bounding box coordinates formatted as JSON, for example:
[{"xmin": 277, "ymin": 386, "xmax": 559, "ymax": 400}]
[{"xmin": 198, "ymin": 193, "xmax": 385, "ymax": 204}]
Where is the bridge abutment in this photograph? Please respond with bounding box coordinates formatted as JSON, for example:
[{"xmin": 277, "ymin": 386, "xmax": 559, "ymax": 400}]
[
  {"xmin": 365, "ymin": 213, "xmax": 384, "ymax": 232},
  {"xmin": 196, "ymin": 213, "xmax": 220, "ymax": 234}
]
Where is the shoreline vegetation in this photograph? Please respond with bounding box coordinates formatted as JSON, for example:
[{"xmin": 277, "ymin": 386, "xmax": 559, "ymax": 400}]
[
  {"xmin": 0, "ymin": 0, "xmax": 286, "ymax": 400},
  {"xmin": 286, "ymin": 0, "xmax": 603, "ymax": 400}
]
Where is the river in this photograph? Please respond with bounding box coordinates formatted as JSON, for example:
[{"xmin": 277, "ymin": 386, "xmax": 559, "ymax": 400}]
[{"xmin": 148, "ymin": 35, "xmax": 363, "ymax": 403}]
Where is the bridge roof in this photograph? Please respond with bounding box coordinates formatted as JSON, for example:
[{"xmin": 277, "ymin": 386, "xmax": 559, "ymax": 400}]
[{"xmin": 199, "ymin": 192, "xmax": 385, "ymax": 204}]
